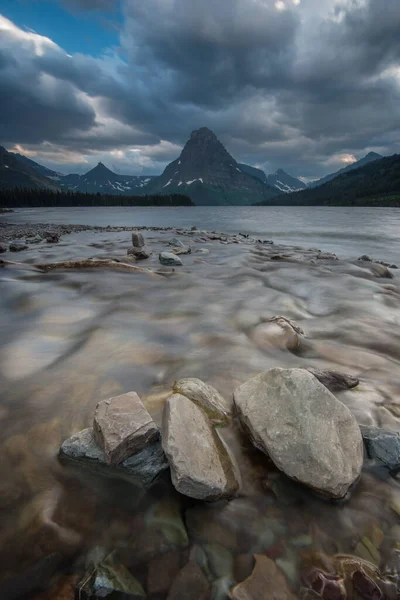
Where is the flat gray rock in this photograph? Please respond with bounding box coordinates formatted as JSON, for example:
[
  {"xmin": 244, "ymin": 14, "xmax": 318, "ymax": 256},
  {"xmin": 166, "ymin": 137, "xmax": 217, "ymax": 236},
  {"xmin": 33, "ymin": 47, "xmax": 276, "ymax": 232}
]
[
  {"xmin": 168, "ymin": 237, "xmax": 184, "ymax": 248},
  {"xmin": 234, "ymin": 367, "xmax": 363, "ymax": 498},
  {"xmin": 132, "ymin": 230, "xmax": 145, "ymax": 247},
  {"xmin": 159, "ymin": 252, "xmax": 183, "ymax": 266},
  {"xmin": 162, "ymin": 394, "xmax": 240, "ymax": 500},
  {"xmin": 93, "ymin": 392, "xmax": 159, "ymax": 465},
  {"xmin": 172, "ymin": 377, "xmax": 231, "ymax": 424},
  {"xmin": 307, "ymin": 368, "xmax": 359, "ymax": 392},
  {"xmin": 360, "ymin": 426, "xmax": 400, "ymax": 473},
  {"xmin": 60, "ymin": 428, "xmax": 168, "ymax": 487}
]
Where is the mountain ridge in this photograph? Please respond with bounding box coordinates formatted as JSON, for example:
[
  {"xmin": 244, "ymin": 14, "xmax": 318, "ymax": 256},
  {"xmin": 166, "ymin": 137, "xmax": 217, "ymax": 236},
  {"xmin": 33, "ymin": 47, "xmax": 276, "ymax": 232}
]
[{"xmin": 308, "ymin": 152, "xmax": 382, "ymax": 188}]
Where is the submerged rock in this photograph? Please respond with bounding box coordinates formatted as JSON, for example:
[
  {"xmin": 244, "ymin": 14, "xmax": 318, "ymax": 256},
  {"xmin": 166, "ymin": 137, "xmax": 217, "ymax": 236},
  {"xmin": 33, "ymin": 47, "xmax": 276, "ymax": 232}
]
[
  {"xmin": 44, "ymin": 231, "xmax": 60, "ymax": 243},
  {"xmin": 231, "ymin": 554, "xmax": 296, "ymax": 600},
  {"xmin": 168, "ymin": 237, "xmax": 184, "ymax": 248},
  {"xmin": 360, "ymin": 426, "xmax": 400, "ymax": 473},
  {"xmin": 307, "ymin": 368, "xmax": 359, "ymax": 392},
  {"xmin": 93, "ymin": 392, "xmax": 159, "ymax": 465},
  {"xmin": 132, "ymin": 230, "xmax": 145, "ymax": 248},
  {"xmin": 171, "ymin": 245, "xmax": 192, "ymax": 255},
  {"xmin": 59, "ymin": 428, "xmax": 168, "ymax": 487},
  {"xmin": 76, "ymin": 551, "xmax": 145, "ymax": 599},
  {"xmin": 159, "ymin": 252, "xmax": 183, "ymax": 266},
  {"xmin": 9, "ymin": 241, "xmax": 28, "ymax": 252},
  {"xmin": 127, "ymin": 245, "xmax": 152, "ymax": 260},
  {"xmin": 162, "ymin": 393, "xmax": 240, "ymax": 500},
  {"xmin": 233, "ymin": 368, "xmax": 363, "ymax": 498},
  {"xmin": 167, "ymin": 561, "xmax": 210, "ymax": 600},
  {"xmin": 0, "ymin": 243, "xmax": 6, "ymax": 253},
  {"xmin": 172, "ymin": 377, "xmax": 231, "ymax": 424},
  {"xmin": 253, "ymin": 316, "xmax": 304, "ymax": 351}
]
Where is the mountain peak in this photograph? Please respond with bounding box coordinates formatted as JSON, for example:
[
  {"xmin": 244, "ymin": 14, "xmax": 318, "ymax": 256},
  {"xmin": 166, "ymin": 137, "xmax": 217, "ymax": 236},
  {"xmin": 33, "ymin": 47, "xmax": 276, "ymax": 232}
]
[
  {"xmin": 364, "ymin": 151, "xmax": 382, "ymax": 160},
  {"xmin": 190, "ymin": 127, "xmax": 217, "ymax": 141}
]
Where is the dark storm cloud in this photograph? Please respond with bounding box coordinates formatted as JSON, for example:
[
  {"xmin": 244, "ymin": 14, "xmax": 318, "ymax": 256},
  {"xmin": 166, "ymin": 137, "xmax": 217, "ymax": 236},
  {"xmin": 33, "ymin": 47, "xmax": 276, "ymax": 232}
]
[
  {"xmin": 0, "ymin": 0, "xmax": 399, "ymax": 178},
  {"xmin": 59, "ymin": 0, "xmax": 118, "ymax": 11}
]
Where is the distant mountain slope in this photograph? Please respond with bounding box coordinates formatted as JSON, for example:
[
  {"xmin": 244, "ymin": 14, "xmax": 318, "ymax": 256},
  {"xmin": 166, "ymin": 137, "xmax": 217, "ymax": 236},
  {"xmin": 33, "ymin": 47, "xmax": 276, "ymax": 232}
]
[
  {"xmin": 10, "ymin": 152, "xmax": 63, "ymax": 180},
  {"xmin": 308, "ymin": 152, "xmax": 382, "ymax": 188},
  {"xmin": 267, "ymin": 169, "xmax": 308, "ymax": 193},
  {"xmin": 256, "ymin": 154, "xmax": 400, "ymax": 206},
  {"xmin": 238, "ymin": 163, "xmax": 268, "ymax": 184},
  {"xmin": 58, "ymin": 162, "xmax": 155, "ymax": 195},
  {"xmin": 147, "ymin": 127, "xmax": 279, "ymax": 205},
  {"xmin": 0, "ymin": 146, "xmax": 59, "ymax": 191}
]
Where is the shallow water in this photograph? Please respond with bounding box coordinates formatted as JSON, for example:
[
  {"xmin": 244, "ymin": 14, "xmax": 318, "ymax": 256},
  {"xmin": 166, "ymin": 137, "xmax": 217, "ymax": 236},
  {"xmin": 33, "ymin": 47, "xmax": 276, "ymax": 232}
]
[
  {"xmin": 1, "ymin": 218, "xmax": 400, "ymax": 598},
  {"xmin": 3, "ymin": 205, "xmax": 400, "ymax": 264}
]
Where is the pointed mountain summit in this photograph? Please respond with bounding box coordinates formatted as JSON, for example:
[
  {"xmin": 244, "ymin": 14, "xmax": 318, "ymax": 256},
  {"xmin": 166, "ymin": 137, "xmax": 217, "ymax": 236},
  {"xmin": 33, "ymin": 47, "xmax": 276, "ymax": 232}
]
[
  {"xmin": 148, "ymin": 127, "xmax": 279, "ymax": 205},
  {"xmin": 267, "ymin": 169, "xmax": 308, "ymax": 193}
]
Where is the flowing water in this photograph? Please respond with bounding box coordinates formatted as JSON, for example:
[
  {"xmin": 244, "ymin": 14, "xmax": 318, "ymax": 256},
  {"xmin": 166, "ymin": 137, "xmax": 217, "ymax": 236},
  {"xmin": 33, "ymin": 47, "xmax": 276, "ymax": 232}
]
[{"xmin": 1, "ymin": 207, "xmax": 400, "ymax": 599}]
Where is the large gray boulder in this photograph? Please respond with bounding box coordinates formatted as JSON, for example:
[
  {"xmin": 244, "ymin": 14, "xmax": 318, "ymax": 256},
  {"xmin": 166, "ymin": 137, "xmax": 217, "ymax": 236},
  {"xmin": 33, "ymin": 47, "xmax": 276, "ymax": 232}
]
[
  {"xmin": 159, "ymin": 252, "xmax": 183, "ymax": 266},
  {"xmin": 93, "ymin": 392, "xmax": 159, "ymax": 465},
  {"xmin": 172, "ymin": 377, "xmax": 231, "ymax": 424},
  {"xmin": 162, "ymin": 394, "xmax": 240, "ymax": 500},
  {"xmin": 233, "ymin": 367, "xmax": 363, "ymax": 498},
  {"xmin": 59, "ymin": 428, "xmax": 168, "ymax": 487},
  {"xmin": 127, "ymin": 245, "xmax": 152, "ymax": 260}
]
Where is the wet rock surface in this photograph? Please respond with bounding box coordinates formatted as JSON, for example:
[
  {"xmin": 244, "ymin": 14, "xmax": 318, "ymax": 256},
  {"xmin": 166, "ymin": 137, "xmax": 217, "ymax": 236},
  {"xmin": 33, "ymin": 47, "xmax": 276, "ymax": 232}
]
[
  {"xmin": 361, "ymin": 426, "xmax": 400, "ymax": 473},
  {"xmin": 231, "ymin": 554, "xmax": 296, "ymax": 600},
  {"xmin": 307, "ymin": 368, "xmax": 360, "ymax": 392},
  {"xmin": 172, "ymin": 377, "xmax": 231, "ymax": 424},
  {"xmin": 93, "ymin": 392, "xmax": 160, "ymax": 465},
  {"xmin": 159, "ymin": 252, "xmax": 183, "ymax": 266},
  {"xmin": 234, "ymin": 368, "xmax": 364, "ymax": 498},
  {"xmin": 59, "ymin": 428, "xmax": 168, "ymax": 487},
  {"xmin": 127, "ymin": 245, "xmax": 152, "ymax": 260},
  {"xmin": 162, "ymin": 393, "xmax": 240, "ymax": 500}
]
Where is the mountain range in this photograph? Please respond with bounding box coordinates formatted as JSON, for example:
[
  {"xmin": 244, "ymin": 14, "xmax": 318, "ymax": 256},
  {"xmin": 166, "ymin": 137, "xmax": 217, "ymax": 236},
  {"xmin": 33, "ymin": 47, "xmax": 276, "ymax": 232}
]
[{"xmin": 0, "ymin": 129, "xmax": 393, "ymax": 205}]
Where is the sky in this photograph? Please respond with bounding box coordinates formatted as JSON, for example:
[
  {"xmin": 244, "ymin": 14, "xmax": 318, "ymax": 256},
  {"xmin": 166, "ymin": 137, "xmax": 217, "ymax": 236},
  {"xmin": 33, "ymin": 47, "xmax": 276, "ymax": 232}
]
[{"xmin": 0, "ymin": 0, "xmax": 399, "ymax": 181}]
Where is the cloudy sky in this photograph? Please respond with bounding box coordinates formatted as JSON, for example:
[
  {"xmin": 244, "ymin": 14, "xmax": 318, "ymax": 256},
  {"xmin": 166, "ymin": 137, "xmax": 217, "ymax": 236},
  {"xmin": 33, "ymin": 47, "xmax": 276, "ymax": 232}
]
[{"xmin": 1, "ymin": 0, "xmax": 399, "ymax": 180}]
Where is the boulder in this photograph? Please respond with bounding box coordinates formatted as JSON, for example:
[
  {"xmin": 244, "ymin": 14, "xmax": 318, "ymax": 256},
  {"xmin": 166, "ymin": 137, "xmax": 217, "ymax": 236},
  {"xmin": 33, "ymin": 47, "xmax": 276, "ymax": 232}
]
[
  {"xmin": 252, "ymin": 316, "xmax": 304, "ymax": 351},
  {"xmin": 132, "ymin": 230, "xmax": 145, "ymax": 248},
  {"xmin": 127, "ymin": 245, "xmax": 152, "ymax": 260},
  {"xmin": 172, "ymin": 377, "xmax": 231, "ymax": 424},
  {"xmin": 59, "ymin": 428, "xmax": 168, "ymax": 487},
  {"xmin": 44, "ymin": 231, "xmax": 60, "ymax": 243},
  {"xmin": 307, "ymin": 368, "xmax": 359, "ymax": 392},
  {"xmin": 233, "ymin": 368, "xmax": 363, "ymax": 498},
  {"xmin": 168, "ymin": 237, "xmax": 185, "ymax": 248},
  {"xmin": 159, "ymin": 252, "xmax": 183, "ymax": 266},
  {"xmin": 9, "ymin": 241, "xmax": 28, "ymax": 252},
  {"xmin": 360, "ymin": 426, "xmax": 400, "ymax": 473},
  {"xmin": 93, "ymin": 392, "xmax": 159, "ymax": 465},
  {"xmin": 162, "ymin": 393, "xmax": 240, "ymax": 500},
  {"xmin": 231, "ymin": 554, "xmax": 296, "ymax": 600}
]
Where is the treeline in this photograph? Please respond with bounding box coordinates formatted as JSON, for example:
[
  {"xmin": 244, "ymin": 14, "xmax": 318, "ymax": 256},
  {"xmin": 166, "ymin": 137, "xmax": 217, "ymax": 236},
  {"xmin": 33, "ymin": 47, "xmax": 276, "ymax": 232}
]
[
  {"xmin": 0, "ymin": 188, "xmax": 194, "ymax": 208},
  {"xmin": 258, "ymin": 154, "xmax": 400, "ymax": 206}
]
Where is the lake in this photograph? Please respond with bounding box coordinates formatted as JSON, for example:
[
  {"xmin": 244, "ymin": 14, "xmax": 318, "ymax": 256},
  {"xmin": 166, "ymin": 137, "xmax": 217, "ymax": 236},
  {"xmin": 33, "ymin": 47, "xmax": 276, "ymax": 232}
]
[
  {"xmin": 0, "ymin": 207, "xmax": 400, "ymax": 598},
  {"xmin": 3, "ymin": 205, "xmax": 400, "ymax": 263}
]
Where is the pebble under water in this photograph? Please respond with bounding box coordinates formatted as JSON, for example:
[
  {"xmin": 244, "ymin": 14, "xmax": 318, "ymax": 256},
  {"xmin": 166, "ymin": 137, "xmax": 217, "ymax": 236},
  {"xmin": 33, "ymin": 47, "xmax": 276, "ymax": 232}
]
[{"xmin": 0, "ymin": 224, "xmax": 400, "ymax": 599}]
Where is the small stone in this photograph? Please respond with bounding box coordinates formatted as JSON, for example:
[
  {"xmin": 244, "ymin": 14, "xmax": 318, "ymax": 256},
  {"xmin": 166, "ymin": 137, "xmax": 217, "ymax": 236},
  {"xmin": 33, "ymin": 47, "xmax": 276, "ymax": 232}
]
[
  {"xmin": 162, "ymin": 393, "xmax": 240, "ymax": 500},
  {"xmin": 159, "ymin": 252, "xmax": 183, "ymax": 266},
  {"xmin": 59, "ymin": 428, "xmax": 168, "ymax": 487},
  {"xmin": 191, "ymin": 226, "xmax": 198, "ymax": 231},
  {"xmin": 172, "ymin": 377, "xmax": 231, "ymax": 424},
  {"xmin": 253, "ymin": 316, "xmax": 304, "ymax": 351},
  {"xmin": 9, "ymin": 241, "xmax": 28, "ymax": 252},
  {"xmin": 171, "ymin": 245, "xmax": 191, "ymax": 255},
  {"xmin": 358, "ymin": 255, "xmax": 372, "ymax": 261},
  {"xmin": 93, "ymin": 392, "xmax": 159, "ymax": 465},
  {"xmin": 360, "ymin": 426, "xmax": 400, "ymax": 473},
  {"xmin": 231, "ymin": 554, "xmax": 296, "ymax": 600},
  {"xmin": 76, "ymin": 552, "xmax": 145, "ymax": 599},
  {"xmin": 132, "ymin": 230, "xmax": 145, "ymax": 247},
  {"xmin": 168, "ymin": 237, "xmax": 185, "ymax": 247},
  {"xmin": 127, "ymin": 245, "xmax": 152, "ymax": 260},
  {"xmin": 167, "ymin": 562, "xmax": 210, "ymax": 600},
  {"xmin": 317, "ymin": 252, "xmax": 338, "ymax": 260},
  {"xmin": 307, "ymin": 368, "xmax": 359, "ymax": 392},
  {"xmin": 0, "ymin": 244, "xmax": 6, "ymax": 253},
  {"xmin": 234, "ymin": 368, "xmax": 363, "ymax": 498}
]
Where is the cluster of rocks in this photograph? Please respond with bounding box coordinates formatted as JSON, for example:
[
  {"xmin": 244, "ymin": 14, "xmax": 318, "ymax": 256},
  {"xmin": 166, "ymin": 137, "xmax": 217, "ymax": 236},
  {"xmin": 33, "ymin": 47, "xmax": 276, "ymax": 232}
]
[
  {"xmin": 127, "ymin": 230, "xmax": 192, "ymax": 267},
  {"xmin": 60, "ymin": 366, "xmax": 400, "ymax": 506}
]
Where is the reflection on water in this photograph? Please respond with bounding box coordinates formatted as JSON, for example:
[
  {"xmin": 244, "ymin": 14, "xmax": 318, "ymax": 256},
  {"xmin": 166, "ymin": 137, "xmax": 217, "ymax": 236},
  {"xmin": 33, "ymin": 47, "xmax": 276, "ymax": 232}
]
[{"xmin": 1, "ymin": 228, "xmax": 400, "ymax": 598}]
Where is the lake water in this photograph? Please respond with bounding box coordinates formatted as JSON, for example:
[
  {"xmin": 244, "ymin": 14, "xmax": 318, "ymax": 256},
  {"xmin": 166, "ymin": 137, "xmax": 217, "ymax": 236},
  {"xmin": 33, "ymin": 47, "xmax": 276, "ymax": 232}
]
[
  {"xmin": 3, "ymin": 205, "xmax": 400, "ymax": 264},
  {"xmin": 1, "ymin": 207, "xmax": 400, "ymax": 599}
]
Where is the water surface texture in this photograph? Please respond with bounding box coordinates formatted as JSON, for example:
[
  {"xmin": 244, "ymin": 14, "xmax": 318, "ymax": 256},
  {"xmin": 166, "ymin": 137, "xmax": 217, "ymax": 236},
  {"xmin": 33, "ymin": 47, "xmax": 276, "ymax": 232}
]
[{"xmin": 1, "ymin": 209, "xmax": 400, "ymax": 598}]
